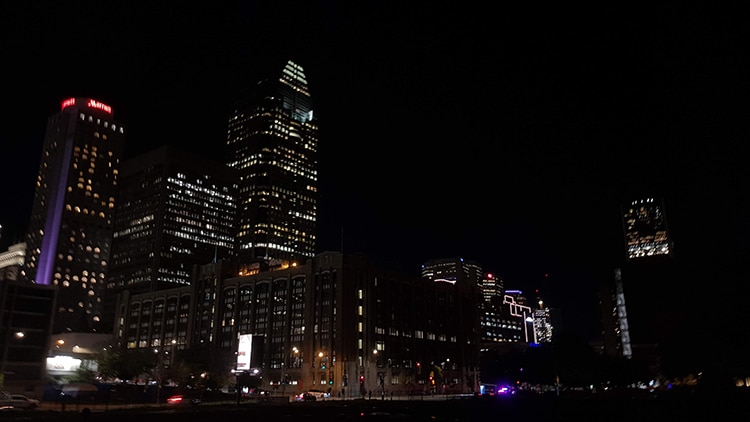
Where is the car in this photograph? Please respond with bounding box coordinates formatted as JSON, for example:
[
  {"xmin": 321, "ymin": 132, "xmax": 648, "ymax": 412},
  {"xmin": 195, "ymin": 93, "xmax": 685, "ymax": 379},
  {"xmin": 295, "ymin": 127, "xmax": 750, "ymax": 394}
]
[
  {"xmin": 305, "ymin": 389, "xmax": 331, "ymax": 399},
  {"xmin": 1, "ymin": 395, "xmax": 40, "ymax": 410},
  {"xmin": 294, "ymin": 392, "xmax": 317, "ymax": 402},
  {"xmin": 166, "ymin": 394, "xmax": 201, "ymax": 406}
]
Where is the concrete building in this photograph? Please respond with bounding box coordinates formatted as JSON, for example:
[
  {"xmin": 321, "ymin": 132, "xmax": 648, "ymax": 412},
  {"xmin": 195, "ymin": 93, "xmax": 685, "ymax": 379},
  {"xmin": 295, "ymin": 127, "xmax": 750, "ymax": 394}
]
[{"xmin": 113, "ymin": 252, "xmax": 482, "ymax": 397}]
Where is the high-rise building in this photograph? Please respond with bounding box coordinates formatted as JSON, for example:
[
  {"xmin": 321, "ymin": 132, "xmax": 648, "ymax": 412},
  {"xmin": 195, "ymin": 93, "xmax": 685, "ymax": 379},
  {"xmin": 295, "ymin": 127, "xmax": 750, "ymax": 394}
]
[
  {"xmin": 225, "ymin": 60, "xmax": 318, "ymax": 269},
  {"xmin": 23, "ymin": 97, "xmax": 125, "ymax": 334},
  {"xmin": 421, "ymin": 257, "xmax": 483, "ymax": 287},
  {"xmin": 104, "ymin": 145, "xmax": 238, "ymax": 331},
  {"xmin": 502, "ymin": 290, "xmax": 536, "ymax": 343},
  {"xmin": 622, "ymin": 197, "xmax": 672, "ymax": 260},
  {"xmin": 480, "ymin": 272, "xmax": 504, "ymax": 306},
  {"xmin": 600, "ymin": 196, "xmax": 677, "ymax": 370}
]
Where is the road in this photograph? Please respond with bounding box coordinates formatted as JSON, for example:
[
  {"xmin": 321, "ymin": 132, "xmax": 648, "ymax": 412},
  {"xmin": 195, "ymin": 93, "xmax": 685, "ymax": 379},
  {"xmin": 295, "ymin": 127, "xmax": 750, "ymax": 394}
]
[{"xmin": 4, "ymin": 391, "xmax": 750, "ymax": 421}]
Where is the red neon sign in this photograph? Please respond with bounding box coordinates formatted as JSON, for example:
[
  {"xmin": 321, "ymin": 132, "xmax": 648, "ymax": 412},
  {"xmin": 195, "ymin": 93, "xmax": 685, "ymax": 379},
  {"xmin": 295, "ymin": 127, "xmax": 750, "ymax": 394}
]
[
  {"xmin": 60, "ymin": 98, "xmax": 112, "ymax": 114},
  {"xmin": 87, "ymin": 99, "xmax": 112, "ymax": 114},
  {"xmin": 61, "ymin": 98, "xmax": 76, "ymax": 110}
]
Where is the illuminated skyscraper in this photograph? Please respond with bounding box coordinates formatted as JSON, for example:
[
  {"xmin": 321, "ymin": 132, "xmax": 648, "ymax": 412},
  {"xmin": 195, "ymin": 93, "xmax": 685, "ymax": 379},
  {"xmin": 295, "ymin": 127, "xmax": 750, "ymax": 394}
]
[
  {"xmin": 480, "ymin": 272, "xmax": 504, "ymax": 305},
  {"xmin": 600, "ymin": 196, "xmax": 676, "ymax": 365},
  {"xmin": 103, "ymin": 145, "xmax": 238, "ymax": 331},
  {"xmin": 23, "ymin": 98, "xmax": 125, "ymax": 334},
  {"xmin": 226, "ymin": 60, "xmax": 318, "ymax": 268},
  {"xmin": 622, "ymin": 197, "xmax": 672, "ymax": 261},
  {"xmin": 421, "ymin": 257, "xmax": 483, "ymax": 286}
]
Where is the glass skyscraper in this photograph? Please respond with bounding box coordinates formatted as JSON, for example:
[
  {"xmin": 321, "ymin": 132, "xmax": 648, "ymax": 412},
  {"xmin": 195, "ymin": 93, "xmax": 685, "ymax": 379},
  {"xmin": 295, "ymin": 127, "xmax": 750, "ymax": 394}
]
[
  {"xmin": 23, "ymin": 98, "xmax": 125, "ymax": 334},
  {"xmin": 226, "ymin": 60, "xmax": 318, "ymax": 269},
  {"xmin": 103, "ymin": 146, "xmax": 238, "ymax": 331}
]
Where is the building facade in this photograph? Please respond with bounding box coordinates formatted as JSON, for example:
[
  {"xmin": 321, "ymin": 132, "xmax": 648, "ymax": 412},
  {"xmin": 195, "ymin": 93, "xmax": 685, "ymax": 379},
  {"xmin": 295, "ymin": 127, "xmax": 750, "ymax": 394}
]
[
  {"xmin": 0, "ymin": 279, "xmax": 56, "ymax": 396},
  {"xmin": 23, "ymin": 98, "xmax": 125, "ymax": 334},
  {"xmin": 225, "ymin": 59, "xmax": 318, "ymax": 268},
  {"xmin": 104, "ymin": 146, "xmax": 238, "ymax": 332},
  {"xmin": 0, "ymin": 243, "xmax": 25, "ymax": 282},
  {"xmin": 114, "ymin": 252, "xmax": 482, "ymax": 397}
]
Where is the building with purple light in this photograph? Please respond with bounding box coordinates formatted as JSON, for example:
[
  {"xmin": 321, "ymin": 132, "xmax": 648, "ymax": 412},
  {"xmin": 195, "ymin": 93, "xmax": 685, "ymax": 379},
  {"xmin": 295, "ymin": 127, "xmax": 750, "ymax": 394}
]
[{"xmin": 23, "ymin": 98, "xmax": 125, "ymax": 334}]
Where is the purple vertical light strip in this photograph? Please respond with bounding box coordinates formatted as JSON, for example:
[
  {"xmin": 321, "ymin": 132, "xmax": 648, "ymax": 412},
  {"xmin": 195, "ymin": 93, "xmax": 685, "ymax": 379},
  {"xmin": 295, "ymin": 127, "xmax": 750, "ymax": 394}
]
[{"xmin": 37, "ymin": 129, "xmax": 75, "ymax": 285}]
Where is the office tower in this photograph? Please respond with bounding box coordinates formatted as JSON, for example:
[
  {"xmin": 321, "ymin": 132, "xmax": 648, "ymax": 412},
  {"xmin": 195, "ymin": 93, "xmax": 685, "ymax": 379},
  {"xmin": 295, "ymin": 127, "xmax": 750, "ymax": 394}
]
[
  {"xmin": 480, "ymin": 272, "xmax": 504, "ymax": 305},
  {"xmin": 600, "ymin": 196, "xmax": 677, "ymax": 369},
  {"xmin": 421, "ymin": 257, "xmax": 484, "ymax": 287},
  {"xmin": 23, "ymin": 98, "xmax": 125, "ymax": 334},
  {"xmin": 226, "ymin": 60, "xmax": 318, "ymax": 268},
  {"xmin": 503, "ymin": 290, "xmax": 536, "ymax": 343},
  {"xmin": 532, "ymin": 307, "xmax": 553, "ymax": 344},
  {"xmin": 622, "ymin": 197, "xmax": 672, "ymax": 260},
  {"xmin": 104, "ymin": 146, "xmax": 238, "ymax": 331},
  {"xmin": 113, "ymin": 252, "xmax": 482, "ymax": 396}
]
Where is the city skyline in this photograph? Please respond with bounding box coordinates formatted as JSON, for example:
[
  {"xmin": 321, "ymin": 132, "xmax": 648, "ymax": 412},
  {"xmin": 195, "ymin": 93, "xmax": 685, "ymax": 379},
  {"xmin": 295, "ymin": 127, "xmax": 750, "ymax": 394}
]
[{"xmin": 1, "ymin": 3, "xmax": 748, "ymax": 346}]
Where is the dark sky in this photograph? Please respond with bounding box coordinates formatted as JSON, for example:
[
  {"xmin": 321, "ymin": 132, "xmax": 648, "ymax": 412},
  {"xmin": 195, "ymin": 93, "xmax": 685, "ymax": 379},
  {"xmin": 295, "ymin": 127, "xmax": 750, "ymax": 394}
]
[{"xmin": 1, "ymin": 2, "xmax": 748, "ymax": 343}]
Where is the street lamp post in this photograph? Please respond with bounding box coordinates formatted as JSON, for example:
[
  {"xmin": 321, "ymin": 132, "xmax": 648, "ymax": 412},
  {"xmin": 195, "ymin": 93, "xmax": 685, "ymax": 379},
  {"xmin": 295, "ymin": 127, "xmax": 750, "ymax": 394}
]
[
  {"xmin": 373, "ymin": 349, "xmax": 386, "ymax": 399},
  {"xmin": 154, "ymin": 348, "xmax": 162, "ymax": 404}
]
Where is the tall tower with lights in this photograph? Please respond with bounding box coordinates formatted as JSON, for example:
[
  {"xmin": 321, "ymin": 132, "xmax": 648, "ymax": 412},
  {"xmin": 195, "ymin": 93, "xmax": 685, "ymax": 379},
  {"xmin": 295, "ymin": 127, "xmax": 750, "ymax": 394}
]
[
  {"xmin": 226, "ymin": 60, "xmax": 318, "ymax": 270},
  {"xmin": 622, "ymin": 197, "xmax": 672, "ymax": 261},
  {"xmin": 601, "ymin": 196, "xmax": 676, "ymax": 367},
  {"xmin": 23, "ymin": 98, "xmax": 125, "ymax": 334}
]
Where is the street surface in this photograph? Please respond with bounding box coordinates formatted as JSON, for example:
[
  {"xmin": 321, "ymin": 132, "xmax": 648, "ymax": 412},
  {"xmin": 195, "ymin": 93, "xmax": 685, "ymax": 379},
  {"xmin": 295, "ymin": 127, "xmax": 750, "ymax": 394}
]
[{"xmin": 3, "ymin": 391, "xmax": 749, "ymax": 421}]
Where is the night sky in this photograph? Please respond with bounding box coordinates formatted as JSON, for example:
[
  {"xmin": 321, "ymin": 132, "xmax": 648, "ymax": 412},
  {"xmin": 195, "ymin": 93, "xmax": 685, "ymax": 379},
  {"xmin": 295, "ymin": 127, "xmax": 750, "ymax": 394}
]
[{"xmin": 1, "ymin": 2, "xmax": 748, "ymax": 345}]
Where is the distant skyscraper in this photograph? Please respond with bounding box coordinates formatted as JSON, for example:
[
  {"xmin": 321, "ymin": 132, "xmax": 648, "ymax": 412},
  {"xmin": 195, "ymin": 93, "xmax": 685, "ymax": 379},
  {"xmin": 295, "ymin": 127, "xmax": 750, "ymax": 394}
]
[
  {"xmin": 622, "ymin": 197, "xmax": 672, "ymax": 261},
  {"xmin": 502, "ymin": 290, "xmax": 536, "ymax": 343},
  {"xmin": 600, "ymin": 196, "xmax": 676, "ymax": 366},
  {"xmin": 421, "ymin": 257, "xmax": 483, "ymax": 286},
  {"xmin": 23, "ymin": 97, "xmax": 125, "ymax": 334},
  {"xmin": 104, "ymin": 146, "xmax": 238, "ymax": 331},
  {"xmin": 480, "ymin": 272, "xmax": 504, "ymax": 305},
  {"xmin": 225, "ymin": 60, "xmax": 318, "ymax": 268},
  {"xmin": 532, "ymin": 307, "xmax": 553, "ymax": 344}
]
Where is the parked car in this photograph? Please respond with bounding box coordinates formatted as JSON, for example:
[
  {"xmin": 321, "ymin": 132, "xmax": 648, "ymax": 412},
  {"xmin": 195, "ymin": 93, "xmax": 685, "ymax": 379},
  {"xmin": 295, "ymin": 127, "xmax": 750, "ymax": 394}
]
[{"xmin": 0, "ymin": 394, "xmax": 40, "ymax": 410}]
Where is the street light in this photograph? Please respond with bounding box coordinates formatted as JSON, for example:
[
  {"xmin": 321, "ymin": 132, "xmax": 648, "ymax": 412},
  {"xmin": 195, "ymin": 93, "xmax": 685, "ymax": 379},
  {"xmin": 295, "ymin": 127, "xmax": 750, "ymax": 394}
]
[
  {"xmin": 153, "ymin": 348, "xmax": 162, "ymax": 404},
  {"xmin": 373, "ymin": 350, "xmax": 386, "ymax": 399}
]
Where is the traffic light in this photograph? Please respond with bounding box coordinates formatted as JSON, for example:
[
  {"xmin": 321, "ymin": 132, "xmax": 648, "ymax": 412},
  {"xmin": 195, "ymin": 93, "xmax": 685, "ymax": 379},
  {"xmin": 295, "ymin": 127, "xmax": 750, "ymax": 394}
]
[
  {"xmin": 359, "ymin": 375, "xmax": 364, "ymax": 384},
  {"xmin": 329, "ymin": 379, "xmax": 334, "ymax": 385}
]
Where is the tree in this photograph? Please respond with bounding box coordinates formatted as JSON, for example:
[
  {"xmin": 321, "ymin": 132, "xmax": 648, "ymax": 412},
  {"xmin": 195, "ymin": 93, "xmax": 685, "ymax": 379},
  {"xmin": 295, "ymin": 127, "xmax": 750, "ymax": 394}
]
[
  {"xmin": 97, "ymin": 346, "xmax": 156, "ymax": 383},
  {"xmin": 175, "ymin": 344, "xmax": 235, "ymax": 390}
]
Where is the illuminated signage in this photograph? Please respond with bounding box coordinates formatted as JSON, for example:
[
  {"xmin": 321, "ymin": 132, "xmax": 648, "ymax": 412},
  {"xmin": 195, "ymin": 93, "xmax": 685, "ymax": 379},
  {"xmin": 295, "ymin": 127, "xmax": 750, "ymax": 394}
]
[
  {"xmin": 87, "ymin": 99, "xmax": 112, "ymax": 114},
  {"xmin": 60, "ymin": 98, "xmax": 113, "ymax": 114},
  {"xmin": 236, "ymin": 334, "xmax": 253, "ymax": 370},
  {"xmin": 61, "ymin": 98, "xmax": 76, "ymax": 110}
]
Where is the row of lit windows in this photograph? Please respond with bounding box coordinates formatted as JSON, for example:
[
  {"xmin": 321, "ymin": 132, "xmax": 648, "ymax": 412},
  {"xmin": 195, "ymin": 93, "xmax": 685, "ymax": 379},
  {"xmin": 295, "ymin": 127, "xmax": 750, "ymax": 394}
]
[{"xmin": 79, "ymin": 112, "xmax": 125, "ymax": 134}]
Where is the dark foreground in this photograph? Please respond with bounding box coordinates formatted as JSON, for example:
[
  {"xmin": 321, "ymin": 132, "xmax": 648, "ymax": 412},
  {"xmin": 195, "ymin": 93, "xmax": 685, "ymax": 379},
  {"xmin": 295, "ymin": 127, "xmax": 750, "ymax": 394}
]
[{"xmin": 4, "ymin": 392, "xmax": 749, "ymax": 422}]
